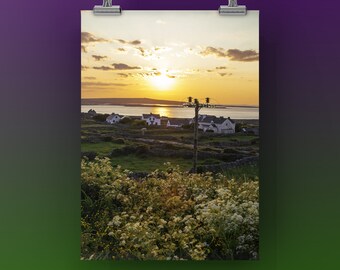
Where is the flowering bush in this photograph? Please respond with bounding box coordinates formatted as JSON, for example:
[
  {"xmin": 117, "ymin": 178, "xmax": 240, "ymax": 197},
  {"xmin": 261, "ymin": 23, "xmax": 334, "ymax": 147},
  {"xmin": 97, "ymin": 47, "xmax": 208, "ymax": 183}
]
[{"xmin": 81, "ymin": 157, "xmax": 259, "ymax": 260}]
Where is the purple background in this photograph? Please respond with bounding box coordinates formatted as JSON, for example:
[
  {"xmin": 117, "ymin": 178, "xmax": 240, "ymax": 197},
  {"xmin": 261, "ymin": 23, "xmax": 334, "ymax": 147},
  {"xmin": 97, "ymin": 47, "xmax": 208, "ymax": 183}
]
[{"xmin": 1, "ymin": 0, "xmax": 340, "ymax": 269}]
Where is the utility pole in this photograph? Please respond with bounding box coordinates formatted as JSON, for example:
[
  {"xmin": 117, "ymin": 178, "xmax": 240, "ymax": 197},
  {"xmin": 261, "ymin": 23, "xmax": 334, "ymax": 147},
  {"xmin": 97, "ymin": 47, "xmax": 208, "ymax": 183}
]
[{"xmin": 184, "ymin": 97, "xmax": 213, "ymax": 173}]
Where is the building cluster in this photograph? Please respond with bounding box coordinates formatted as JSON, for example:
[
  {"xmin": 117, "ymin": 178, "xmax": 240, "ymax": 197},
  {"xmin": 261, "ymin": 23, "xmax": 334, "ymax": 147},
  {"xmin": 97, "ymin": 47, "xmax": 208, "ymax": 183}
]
[{"xmin": 86, "ymin": 110, "xmax": 236, "ymax": 134}]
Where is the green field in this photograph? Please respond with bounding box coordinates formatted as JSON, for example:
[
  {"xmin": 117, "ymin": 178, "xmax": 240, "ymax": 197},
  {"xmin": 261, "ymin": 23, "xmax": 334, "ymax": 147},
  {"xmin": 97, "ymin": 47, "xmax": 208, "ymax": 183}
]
[
  {"xmin": 81, "ymin": 117, "xmax": 259, "ymax": 177},
  {"xmin": 82, "ymin": 142, "xmax": 127, "ymax": 156}
]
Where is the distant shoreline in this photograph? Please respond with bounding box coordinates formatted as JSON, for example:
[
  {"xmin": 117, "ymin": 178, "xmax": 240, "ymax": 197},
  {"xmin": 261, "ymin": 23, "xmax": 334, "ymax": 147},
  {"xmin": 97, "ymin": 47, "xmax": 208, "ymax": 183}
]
[
  {"xmin": 81, "ymin": 103, "xmax": 259, "ymax": 109},
  {"xmin": 81, "ymin": 98, "xmax": 258, "ymax": 108}
]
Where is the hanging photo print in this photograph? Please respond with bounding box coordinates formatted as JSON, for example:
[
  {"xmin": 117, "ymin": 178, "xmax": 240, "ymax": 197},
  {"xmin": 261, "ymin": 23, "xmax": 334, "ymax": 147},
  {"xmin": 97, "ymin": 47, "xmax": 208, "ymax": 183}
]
[{"xmin": 81, "ymin": 10, "xmax": 259, "ymax": 260}]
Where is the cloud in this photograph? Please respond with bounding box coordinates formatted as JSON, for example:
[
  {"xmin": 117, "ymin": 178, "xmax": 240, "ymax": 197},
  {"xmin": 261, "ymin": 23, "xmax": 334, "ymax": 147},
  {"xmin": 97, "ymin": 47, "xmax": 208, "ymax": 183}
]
[
  {"xmin": 200, "ymin": 46, "xmax": 227, "ymax": 58},
  {"xmin": 166, "ymin": 75, "xmax": 176, "ymax": 79},
  {"xmin": 116, "ymin": 39, "xmax": 141, "ymax": 45},
  {"xmin": 219, "ymin": 72, "xmax": 233, "ymax": 77},
  {"xmin": 117, "ymin": 48, "xmax": 126, "ymax": 52},
  {"xmin": 136, "ymin": 46, "xmax": 170, "ymax": 58},
  {"xmin": 216, "ymin": 66, "xmax": 227, "ymax": 69},
  {"xmin": 92, "ymin": 55, "xmax": 107, "ymax": 61},
  {"xmin": 81, "ymin": 45, "xmax": 87, "ymax": 53},
  {"xmin": 117, "ymin": 73, "xmax": 129, "ymax": 78},
  {"xmin": 112, "ymin": 63, "xmax": 141, "ymax": 70},
  {"xmin": 200, "ymin": 47, "xmax": 259, "ymax": 62},
  {"xmin": 82, "ymin": 82, "xmax": 130, "ymax": 88},
  {"xmin": 137, "ymin": 47, "xmax": 147, "ymax": 57},
  {"xmin": 93, "ymin": 66, "xmax": 114, "ymax": 71},
  {"xmin": 156, "ymin": 19, "xmax": 166, "ymax": 24},
  {"xmin": 81, "ymin": 32, "xmax": 107, "ymax": 43},
  {"xmin": 84, "ymin": 76, "xmax": 96, "ymax": 80},
  {"xmin": 226, "ymin": 49, "xmax": 259, "ymax": 62},
  {"xmin": 81, "ymin": 65, "xmax": 89, "ymax": 71}
]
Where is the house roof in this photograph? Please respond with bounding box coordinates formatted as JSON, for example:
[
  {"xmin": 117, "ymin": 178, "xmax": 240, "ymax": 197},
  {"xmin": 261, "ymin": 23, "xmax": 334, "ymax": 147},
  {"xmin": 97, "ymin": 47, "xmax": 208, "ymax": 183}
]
[
  {"xmin": 167, "ymin": 118, "xmax": 189, "ymax": 126},
  {"xmin": 197, "ymin": 114, "xmax": 207, "ymax": 121},
  {"xmin": 142, "ymin": 113, "xmax": 160, "ymax": 119},
  {"xmin": 106, "ymin": 113, "xmax": 123, "ymax": 121},
  {"xmin": 111, "ymin": 113, "xmax": 123, "ymax": 117},
  {"xmin": 200, "ymin": 115, "xmax": 215, "ymax": 123},
  {"xmin": 197, "ymin": 114, "xmax": 235, "ymax": 125},
  {"xmin": 88, "ymin": 109, "xmax": 96, "ymax": 114},
  {"xmin": 213, "ymin": 116, "xmax": 227, "ymax": 124},
  {"xmin": 227, "ymin": 117, "xmax": 235, "ymax": 124}
]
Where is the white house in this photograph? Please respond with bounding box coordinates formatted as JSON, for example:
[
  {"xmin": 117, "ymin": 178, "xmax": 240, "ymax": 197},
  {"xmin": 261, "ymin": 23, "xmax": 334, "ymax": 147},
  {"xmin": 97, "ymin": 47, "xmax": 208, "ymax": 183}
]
[
  {"xmin": 166, "ymin": 118, "xmax": 189, "ymax": 128},
  {"xmin": 195, "ymin": 115, "xmax": 236, "ymax": 134},
  {"xmin": 141, "ymin": 113, "xmax": 161, "ymax": 126},
  {"xmin": 106, "ymin": 113, "xmax": 123, "ymax": 124}
]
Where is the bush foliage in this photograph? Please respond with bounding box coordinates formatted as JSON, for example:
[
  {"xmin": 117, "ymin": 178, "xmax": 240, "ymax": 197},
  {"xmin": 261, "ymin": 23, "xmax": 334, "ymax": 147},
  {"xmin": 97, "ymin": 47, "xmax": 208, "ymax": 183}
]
[{"xmin": 81, "ymin": 157, "xmax": 259, "ymax": 260}]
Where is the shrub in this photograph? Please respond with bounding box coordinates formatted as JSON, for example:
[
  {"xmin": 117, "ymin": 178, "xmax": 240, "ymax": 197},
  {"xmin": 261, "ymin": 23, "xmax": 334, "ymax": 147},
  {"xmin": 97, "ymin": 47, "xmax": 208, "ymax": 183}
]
[
  {"xmin": 81, "ymin": 158, "xmax": 259, "ymax": 260},
  {"xmin": 102, "ymin": 136, "xmax": 113, "ymax": 142},
  {"xmin": 81, "ymin": 152, "xmax": 97, "ymax": 161},
  {"xmin": 131, "ymin": 120, "xmax": 147, "ymax": 127},
  {"xmin": 112, "ymin": 138, "xmax": 125, "ymax": 144},
  {"xmin": 182, "ymin": 123, "xmax": 194, "ymax": 130},
  {"xmin": 93, "ymin": 114, "xmax": 110, "ymax": 122},
  {"xmin": 120, "ymin": 117, "xmax": 133, "ymax": 124}
]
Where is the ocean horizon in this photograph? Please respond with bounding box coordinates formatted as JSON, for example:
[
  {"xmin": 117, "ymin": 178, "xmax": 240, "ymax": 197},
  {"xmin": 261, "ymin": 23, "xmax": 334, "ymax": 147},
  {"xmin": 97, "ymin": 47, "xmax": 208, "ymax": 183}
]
[{"xmin": 81, "ymin": 105, "xmax": 259, "ymax": 120}]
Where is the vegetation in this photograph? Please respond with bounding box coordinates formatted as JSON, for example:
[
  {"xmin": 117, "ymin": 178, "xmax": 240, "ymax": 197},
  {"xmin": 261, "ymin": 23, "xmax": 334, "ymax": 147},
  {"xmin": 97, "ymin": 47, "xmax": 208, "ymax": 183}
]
[
  {"xmin": 81, "ymin": 117, "xmax": 259, "ymax": 174},
  {"xmin": 81, "ymin": 158, "xmax": 259, "ymax": 260}
]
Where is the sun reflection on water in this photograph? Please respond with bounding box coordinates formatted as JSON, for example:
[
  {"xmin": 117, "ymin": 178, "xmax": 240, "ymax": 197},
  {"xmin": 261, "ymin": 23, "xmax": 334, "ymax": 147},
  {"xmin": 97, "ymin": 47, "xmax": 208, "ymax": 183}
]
[{"xmin": 152, "ymin": 107, "xmax": 170, "ymax": 117}]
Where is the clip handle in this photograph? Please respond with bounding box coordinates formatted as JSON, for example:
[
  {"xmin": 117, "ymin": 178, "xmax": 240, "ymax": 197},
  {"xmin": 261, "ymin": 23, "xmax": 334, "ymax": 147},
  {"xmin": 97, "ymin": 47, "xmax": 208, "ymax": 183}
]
[
  {"xmin": 219, "ymin": 0, "xmax": 247, "ymax": 15},
  {"xmin": 93, "ymin": 0, "xmax": 121, "ymax": 15}
]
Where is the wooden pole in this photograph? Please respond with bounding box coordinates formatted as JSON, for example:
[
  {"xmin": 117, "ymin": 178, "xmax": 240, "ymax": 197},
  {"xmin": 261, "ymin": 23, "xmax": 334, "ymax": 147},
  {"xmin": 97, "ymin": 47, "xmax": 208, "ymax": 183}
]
[{"xmin": 193, "ymin": 103, "xmax": 199, "ymax": 173}]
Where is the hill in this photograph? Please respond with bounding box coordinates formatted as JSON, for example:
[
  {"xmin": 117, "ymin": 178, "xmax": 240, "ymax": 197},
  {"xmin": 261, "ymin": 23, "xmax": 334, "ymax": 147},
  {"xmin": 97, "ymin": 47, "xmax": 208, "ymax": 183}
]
[{"xmin": 81, "ymin": 98, "xmax": 183, "ymax": 106}]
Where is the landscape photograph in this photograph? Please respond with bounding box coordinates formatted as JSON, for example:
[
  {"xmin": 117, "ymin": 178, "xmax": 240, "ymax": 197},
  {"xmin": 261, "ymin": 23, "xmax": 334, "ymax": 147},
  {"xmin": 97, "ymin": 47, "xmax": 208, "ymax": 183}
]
[{"xmin": 81, "ymin": 11, "xmax": 259, "ymax": 260}]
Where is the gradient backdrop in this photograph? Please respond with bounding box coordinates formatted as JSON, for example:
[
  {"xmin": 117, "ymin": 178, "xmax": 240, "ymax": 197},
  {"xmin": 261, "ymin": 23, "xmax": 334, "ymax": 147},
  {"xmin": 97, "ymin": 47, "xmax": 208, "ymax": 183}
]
[{"xmin": 1, "ymin": 0, "xmax": 339, "ymax": 269}]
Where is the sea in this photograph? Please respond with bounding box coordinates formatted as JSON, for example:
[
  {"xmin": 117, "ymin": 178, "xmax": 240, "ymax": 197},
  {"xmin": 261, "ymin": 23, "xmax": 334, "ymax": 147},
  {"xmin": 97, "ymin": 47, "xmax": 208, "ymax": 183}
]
[{"xmin": 81, "ymin": 105, "xmax": 259, "ymax": 120}]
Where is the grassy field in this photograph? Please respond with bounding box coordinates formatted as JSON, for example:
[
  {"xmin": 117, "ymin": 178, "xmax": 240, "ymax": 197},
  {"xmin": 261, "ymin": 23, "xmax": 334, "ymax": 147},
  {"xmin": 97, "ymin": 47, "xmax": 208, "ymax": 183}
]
[
  {"xmin": 82, "ymin": 142, "xmax": 127, "ymax": 156},
  {"xmin": 110, "ymin": 154, "xmax": 194, "ymax": 172},
  {"xmin": 81, "ymin": 117, "xmax": 259, "ymax": 177}
]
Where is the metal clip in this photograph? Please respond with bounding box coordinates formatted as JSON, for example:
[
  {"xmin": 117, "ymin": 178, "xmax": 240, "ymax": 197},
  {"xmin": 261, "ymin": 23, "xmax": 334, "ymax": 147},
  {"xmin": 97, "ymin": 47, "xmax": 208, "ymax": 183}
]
[
  {"xmin": 93, "ymin": 0, "xmax": 121, "ymax": 15},
  {"xmin": 219, "ymin": 0, "xmax": 247, "ymax": 16}
]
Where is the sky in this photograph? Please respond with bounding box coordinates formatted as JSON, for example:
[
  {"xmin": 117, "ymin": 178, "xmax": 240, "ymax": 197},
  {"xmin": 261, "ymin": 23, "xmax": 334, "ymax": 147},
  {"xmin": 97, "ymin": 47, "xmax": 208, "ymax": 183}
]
[{"xmin": 81, "ymin": 11, "xmax": 259, "ymax": 106}]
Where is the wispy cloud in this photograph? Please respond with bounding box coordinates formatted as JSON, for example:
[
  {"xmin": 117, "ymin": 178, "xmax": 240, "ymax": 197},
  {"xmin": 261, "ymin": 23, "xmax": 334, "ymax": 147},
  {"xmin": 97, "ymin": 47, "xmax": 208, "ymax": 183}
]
[
  {"xmin": 136, "ymin": 47, "xmax": 147, "ymax": 57},
  {"xmin": 112, "ymin": 63, "xmax": 141, "ymax": 70},
  {"xmin": 84, "ymin": 76, "xmax": 96, "ymax": 80},
  {"xmin": 92, "ymin": 63, "xmax": 141, "ymax": 71},
  {"xmin": 82, "ymin": 82, "xmax": 130, "ymax": 87},
  {"xmin": 92, "ymin": 55, "xmax": 107, "ymax": 61},
  {"xmin": 227, "ymin": 49, "xmax": 259, "ymax": 62},
  {"xmin": 117, "ymin": 73, "xmax": 129, "ymax": 78},
  {"xmin": 81, "ymin": 45, "xmax": 87, "ymax": 53},
  {"xmin": 81, "ymin": 32, "xmax": 108, "ymax": 43},
  {"xmin": 81, "ymin": 65, "xmax": 89, "ymax": 71},
  {"xmin": 200, "ymin": 47, "xmax": 259, "ymax": 62},
  {"xmin": 216, "ymin": 66, "xmax": 227, "ymax": 69},
  {"xmin": 200, "ymin": 47, "xmax": 227, "ymax": 58},
  {"xmin": 93, "ymin": 66, "xmax": 114, "ymax": 71},
  {"xmin": 116, "ymin": 39, "xmax": 141, "ymax": 45},
  {"xmin": 219, "ymin": 72, "xmax": 233, "ymax": 77}
]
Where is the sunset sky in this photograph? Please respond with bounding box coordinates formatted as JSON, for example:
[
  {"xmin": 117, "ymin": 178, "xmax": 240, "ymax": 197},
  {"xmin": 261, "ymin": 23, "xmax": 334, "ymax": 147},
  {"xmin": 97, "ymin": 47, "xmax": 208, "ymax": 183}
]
[{"xmin": 81, "ymin": 11, "xmax": 259, "ymax": 106}]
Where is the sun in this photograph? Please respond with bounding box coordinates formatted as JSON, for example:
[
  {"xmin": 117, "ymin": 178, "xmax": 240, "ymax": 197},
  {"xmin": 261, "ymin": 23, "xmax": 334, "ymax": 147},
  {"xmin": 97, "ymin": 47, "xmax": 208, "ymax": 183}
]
[{"xmin": 149, "ymin": 70, "xmax": 175, "ymax": 90}]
